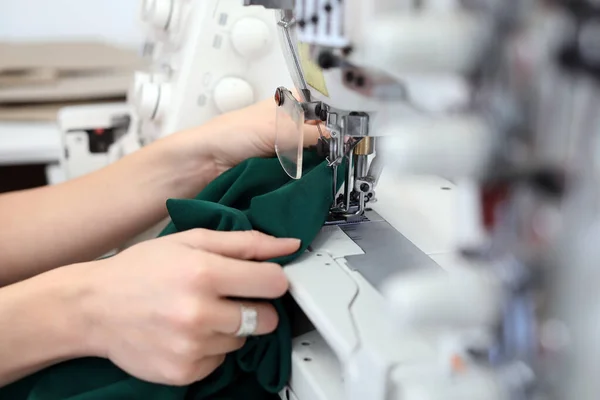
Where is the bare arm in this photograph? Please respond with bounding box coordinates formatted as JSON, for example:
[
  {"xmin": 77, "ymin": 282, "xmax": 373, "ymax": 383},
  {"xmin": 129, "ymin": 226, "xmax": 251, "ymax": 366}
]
[
  {"xmin": 0, "ymin": 130, "xmax": 218, "ymax": 287},
  {"xmin": 0, "ymin": 230, "xmax": 296, "ymax": 387},
  {"xmin": 0, "ymin": 97, "xmax": 318, "ymax": 287},
  {"xmin": 0, "ymin": 265, "xmax": 92, "ymax": 386},
  {"xmin": 0, "ymin": 99, "xmax": 317, "ymax": 387}
]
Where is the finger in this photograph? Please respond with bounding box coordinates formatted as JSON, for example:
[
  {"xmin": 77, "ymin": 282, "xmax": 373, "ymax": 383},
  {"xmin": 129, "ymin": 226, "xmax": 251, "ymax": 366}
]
[
  {"xmin": 193, "ymin": 355, "xmax": 227, "ymax": 382},
  {"xmin": 173, "ymin": 229, "xmax": 300, "ymax": 260},
  {"xmin": 202, "ymin": 335, "xmax": 246, "ymax": 356},
  {"xmin": 304, "ymin": 123, "xmax": 324, "ymax": 146},
  {"xmin": 210, "ymin": 300, "xmax": 279, "ymax": 336},
  {"xmin": 205, "ymin": 255, "xmax": 289, "ymax": 298}
]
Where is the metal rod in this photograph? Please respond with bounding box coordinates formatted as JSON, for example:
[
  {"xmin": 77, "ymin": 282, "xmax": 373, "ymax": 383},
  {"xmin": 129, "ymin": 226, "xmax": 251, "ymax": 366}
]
[
  {"xmin": 354, "ymin": 154, "xmax": 368, "ymax": 179},
  {"xmin": 332, "ymin": 164, "xmax": 338, "ymax": 206},
  {"xmin": 344, "ymin": 154, "xmax": 354, "ymax": 211}
]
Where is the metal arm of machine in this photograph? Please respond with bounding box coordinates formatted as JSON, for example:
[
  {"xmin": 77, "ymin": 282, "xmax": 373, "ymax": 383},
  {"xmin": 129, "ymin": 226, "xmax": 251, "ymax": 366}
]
[{"xmin": 243, "ymin": 0, "xmax": 293, "ymax": 9}]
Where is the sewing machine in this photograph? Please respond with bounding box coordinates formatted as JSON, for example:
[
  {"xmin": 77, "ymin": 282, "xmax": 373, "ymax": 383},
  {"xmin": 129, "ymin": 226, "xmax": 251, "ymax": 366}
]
[
  {"xmin": 130, "ymin": 2, "xmax": 484, "ymax": 398},
  {"xmin": 246, "ymin": 1, "xmax": 600, "ymax": 399},
  {"xmin": 59, "ymin": 0, "xmax": 296, "ymax": 178},
  {"xmin": 131, "ymin": 0, "xmax": 297, "ymax": 142},
  {"xmin": 238, "ymin": 2, "xmax": 500, "ymax": 399},
  {"xmin": 55, "ymin": 0, "xmax": 600, "ymax": 397}
]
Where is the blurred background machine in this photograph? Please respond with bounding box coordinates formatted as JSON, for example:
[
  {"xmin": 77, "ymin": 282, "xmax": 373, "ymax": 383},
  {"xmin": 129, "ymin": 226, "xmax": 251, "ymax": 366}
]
[
  {"xmin": 252, "ymin": 0, "xmax": 600, "ymax": 399},
  {"xmin": 0, "ymin": 41, "xmax": 142, "ymax": 187},
  {"xmin": 0, "ymin": 0, "xmax": 293, "ymax": 185},
  {"xmin": 0, "ymin": 0, "xmax": 143, "ymax": 189}
]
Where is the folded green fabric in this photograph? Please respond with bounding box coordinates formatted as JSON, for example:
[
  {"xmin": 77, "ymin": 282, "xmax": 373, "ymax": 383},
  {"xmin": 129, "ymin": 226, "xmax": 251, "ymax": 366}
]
[{"xmin": 0, "ymin": 150, "xmax": 336, "ymax": 400}]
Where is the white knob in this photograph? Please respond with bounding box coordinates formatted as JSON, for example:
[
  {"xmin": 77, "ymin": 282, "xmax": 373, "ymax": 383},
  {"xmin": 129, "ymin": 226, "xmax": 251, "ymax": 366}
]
[
  {"xmin": 133, "ymin": 71, "xmax": 151, "ymax": 89},
  {"xmin": 129, "ymin": 71, "xmax": 151, "ymax": 102},
  {"xmin": 141, "ymin": 0, "xmax": 173, "ymax": 30},
  {"xmin": 213, "ymin": 77, "xmax": 255, "ymax": 113},
  {"xmin": 135, "ymin": 81, "xmax": 170, "ymax": 121},
  {"xmin": 135, "ymin": 82, "xmax": 159, "ymax": 120},
  {"xmin": 154, "ymin": 83, "xmax": 171, "ymax": 121},
  {"xmin": 230, "ymin": 17, "xmax": 271, "ymax": 58}
]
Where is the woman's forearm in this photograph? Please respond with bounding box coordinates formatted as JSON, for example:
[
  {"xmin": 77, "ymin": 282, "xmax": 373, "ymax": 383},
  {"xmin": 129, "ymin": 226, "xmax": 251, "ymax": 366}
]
[
  {"xmin": 0, "ymin": 133, "xmax": 217, "ymax": 286},
  {"xmin": 0, "ymin": 265, "xmax": 93, "ymax": 386}
]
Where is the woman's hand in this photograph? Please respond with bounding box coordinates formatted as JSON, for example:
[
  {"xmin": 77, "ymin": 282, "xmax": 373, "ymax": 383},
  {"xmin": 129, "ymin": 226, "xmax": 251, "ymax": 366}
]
[
  {"xmin": 0, "ymin": 229, "xmax": 299, "ymax": 386},
  {"xmin": 206, "ymin": 97, "xmax": 323, "ymax": 172},
  {"xmin": 81, "ymin": 229, "xmax": 299, "ymax": 386},
  {"xmin": 162, "ymin": 97, "xmax": 323, "ymax": 185}
]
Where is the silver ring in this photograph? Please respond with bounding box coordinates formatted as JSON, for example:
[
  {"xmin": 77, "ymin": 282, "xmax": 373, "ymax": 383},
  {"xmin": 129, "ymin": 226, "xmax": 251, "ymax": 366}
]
[{"xmin": 235, "ymin": 305, "xmax": 258, "ymax": 337}]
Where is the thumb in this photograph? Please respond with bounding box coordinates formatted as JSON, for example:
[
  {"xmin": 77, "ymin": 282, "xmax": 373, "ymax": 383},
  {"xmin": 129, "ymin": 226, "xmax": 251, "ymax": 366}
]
[{"xmin": 170, "ymin": 229, "xmax": 301, "ymax": 260}]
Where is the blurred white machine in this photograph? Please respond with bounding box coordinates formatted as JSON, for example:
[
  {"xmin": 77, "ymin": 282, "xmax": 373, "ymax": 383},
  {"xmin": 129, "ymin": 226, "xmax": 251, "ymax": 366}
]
[
  {"xmin": 57, "ymin": 103, "xmax": 136, "ymax": 179},
  {"xmin": 250, "ymin": 1, "xmax": 600, "ymax": 400},
  {"xmin": 255, "ymin": 2, "xmax": 503, "ymax": 399}
]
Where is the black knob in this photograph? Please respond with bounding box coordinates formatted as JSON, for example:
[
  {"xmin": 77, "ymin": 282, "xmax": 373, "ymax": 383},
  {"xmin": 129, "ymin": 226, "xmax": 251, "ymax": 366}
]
[{"xmin": 318, "ymin": 51, "xmax": 338, "ymax": 70}]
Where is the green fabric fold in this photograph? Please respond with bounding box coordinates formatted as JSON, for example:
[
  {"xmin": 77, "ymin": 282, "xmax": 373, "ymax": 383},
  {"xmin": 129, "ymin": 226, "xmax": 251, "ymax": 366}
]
[{"xmin": 0, "ymin": 150, "xmax": 336, "ymax": 400}]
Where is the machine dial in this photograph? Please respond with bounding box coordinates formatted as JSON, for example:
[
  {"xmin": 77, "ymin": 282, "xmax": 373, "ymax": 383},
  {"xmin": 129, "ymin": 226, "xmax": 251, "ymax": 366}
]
[
  {"xmin": 213, "ymin": 77, "xmax": 255, "ymax": 113},
  {"xmin": 141, "ymin": 0, "xmax": 173, "ymax": 31},
  {"xmin": 154, "ymin": 82, "xmax": 171, "ymax": 121},
  {"xmin": 135, "ymin": 82, "xmax": 160, "ymax": 120},
  {"xmin": 135, "ymin": 80, "xmax": 171, "ymax": 121},
  {"xmin": 230, "ymin": 17, "xmax": 271, "ymax": 58},
  {"xmin": 131, "ymin": 71, "xmax": 151, "ymax": 100}
]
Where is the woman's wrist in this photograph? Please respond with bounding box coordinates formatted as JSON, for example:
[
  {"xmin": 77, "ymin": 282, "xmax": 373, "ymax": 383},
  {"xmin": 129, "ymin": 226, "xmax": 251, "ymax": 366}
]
[
  {"xmin": 23, "ymin": 264, "xmax": 97, "ymax": 358},
  {"xmin": 0, "ymin": 264, "xmax": 97, "ymax": 385},
  {"xmin": 45, "ymin": 263, "xmax": 102, "ymax": 358},
  {"xmin": 143, "ymin": 125, "xmax": 221, "ymax": 199}
]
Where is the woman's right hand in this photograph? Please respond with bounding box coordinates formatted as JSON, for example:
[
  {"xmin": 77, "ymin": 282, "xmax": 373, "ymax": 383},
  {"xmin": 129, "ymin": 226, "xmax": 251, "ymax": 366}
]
[{"xmin": 80, "ymin": 229, "xmax": 299, "ymax": 386}]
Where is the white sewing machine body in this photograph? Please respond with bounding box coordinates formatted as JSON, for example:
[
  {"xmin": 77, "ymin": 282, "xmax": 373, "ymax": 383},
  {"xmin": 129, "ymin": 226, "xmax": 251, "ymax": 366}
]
[
  {"xmin": 280, "ymin": 175, "xmax": 510, "ymax": 400},
  {"xmin": 132, "ymin": 0, "xmax": 294, "ymax": 142},
  {"xmin": 58, "ymin": 0, "xmax": 294, "ymax": 178},
  {"xmin": 282, "ymin": 178, "xmax": 449, "ymax": 400}
]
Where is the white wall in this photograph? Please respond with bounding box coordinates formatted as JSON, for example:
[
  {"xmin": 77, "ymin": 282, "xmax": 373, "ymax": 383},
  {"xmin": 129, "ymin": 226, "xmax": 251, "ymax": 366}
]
[{"xmin": 0, "ymin": 0, "xmax": 143, "ymax": 48}]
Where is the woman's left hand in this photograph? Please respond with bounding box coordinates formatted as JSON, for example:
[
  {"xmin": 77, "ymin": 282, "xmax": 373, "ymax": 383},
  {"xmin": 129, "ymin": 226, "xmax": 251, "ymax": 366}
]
[
  {"xmin": 162, "ymin": 97, "xmax": 322, "ymax": 183},
  {"xmin": 208, "ymin": 97, "xmax": 322, "ymax": 172}
]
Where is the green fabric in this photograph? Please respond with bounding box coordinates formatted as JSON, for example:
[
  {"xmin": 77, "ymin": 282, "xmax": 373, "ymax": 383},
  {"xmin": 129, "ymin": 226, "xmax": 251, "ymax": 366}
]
[{"xmin": 0, "ymin": 151, "xmax": 336, "ymax": 400}]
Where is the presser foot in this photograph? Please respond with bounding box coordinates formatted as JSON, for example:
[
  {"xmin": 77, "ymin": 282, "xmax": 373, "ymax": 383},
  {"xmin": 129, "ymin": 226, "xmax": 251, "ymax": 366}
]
[{"xmin": 326, "ymin": 190, "xmax": 374, "ymax": 224}]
